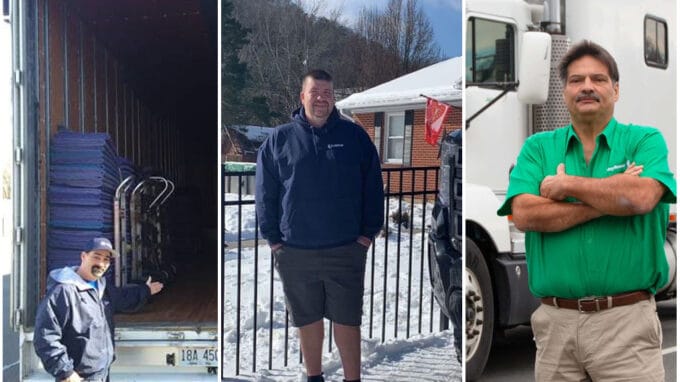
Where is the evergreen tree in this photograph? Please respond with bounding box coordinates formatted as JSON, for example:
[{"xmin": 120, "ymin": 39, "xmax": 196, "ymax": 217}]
[{"xmin": 222, "ymin": 0, "xmax": 276, "ymax": 126}]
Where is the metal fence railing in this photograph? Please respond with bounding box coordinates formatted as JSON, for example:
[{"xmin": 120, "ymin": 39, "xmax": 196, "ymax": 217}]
[{"xmin": 221, "ymin": 166, "xmax": 442, "ymax": 377}]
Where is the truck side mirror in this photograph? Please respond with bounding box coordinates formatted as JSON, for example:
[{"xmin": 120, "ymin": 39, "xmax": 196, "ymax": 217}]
[{"xmin": 517, "ymin": 32, "xmax": 551, "ymax": 104}]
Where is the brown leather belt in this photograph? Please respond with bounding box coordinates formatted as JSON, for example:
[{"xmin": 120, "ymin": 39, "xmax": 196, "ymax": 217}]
[{"xmin": 540, "ymin": 291, "xmax": 650, "ymax": 313}]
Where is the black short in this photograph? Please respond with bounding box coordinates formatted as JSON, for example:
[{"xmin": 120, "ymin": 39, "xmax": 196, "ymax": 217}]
[{"xmin": 273, "ymin": 242, "xmax": 368, "ymax": 327}]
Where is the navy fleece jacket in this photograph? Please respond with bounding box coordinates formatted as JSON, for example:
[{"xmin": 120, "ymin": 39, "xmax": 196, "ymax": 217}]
[{"xmin": 256, "ymin": 106, "xmax": 384, "ymax": 249}]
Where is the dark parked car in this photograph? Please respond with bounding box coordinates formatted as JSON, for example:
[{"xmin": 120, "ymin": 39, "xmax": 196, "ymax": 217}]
[{"xmin": 428, "ymin": 129, "xmax": 462, "ymax": 362}]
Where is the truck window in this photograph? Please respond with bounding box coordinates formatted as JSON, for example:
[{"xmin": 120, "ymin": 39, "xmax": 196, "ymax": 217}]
[
  {"xmin": 466, "ymin": 17, "xmax": 515, "ymax": 84},
  {"xmin": 644, "ymin": 15, "xmax": 668, "ymax": 69}
]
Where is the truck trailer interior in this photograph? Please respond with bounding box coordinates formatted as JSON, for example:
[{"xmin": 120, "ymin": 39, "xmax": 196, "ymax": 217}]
[{"xmin": 25, "ymin": 0, "xmax": 217, "ymax": 327}]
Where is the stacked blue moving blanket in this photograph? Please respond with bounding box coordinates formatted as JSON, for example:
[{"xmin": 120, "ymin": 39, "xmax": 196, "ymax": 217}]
[{"xmin": 47, "ymin": 131, "xmax": 124, "ymax": 278}]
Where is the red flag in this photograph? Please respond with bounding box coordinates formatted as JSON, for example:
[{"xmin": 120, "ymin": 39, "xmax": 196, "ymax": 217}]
[{"xmin": 425, "ymin": 98, "xmax": 452, "ymax": 146}]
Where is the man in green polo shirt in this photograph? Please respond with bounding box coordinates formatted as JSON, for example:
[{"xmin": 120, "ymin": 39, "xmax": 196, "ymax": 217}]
[{"xmin": 498, "ymin": 40, "xmax": 676, "ymax": 381}]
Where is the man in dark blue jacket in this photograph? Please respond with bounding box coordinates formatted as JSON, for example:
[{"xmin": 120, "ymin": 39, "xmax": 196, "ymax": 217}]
[
  {"xmin": 256, "ymin": 69, "xmax": 384, "ymax": 382},
  {"xmin": 34, "ymin": 237, "xmax": 164, "ymax": 381}
]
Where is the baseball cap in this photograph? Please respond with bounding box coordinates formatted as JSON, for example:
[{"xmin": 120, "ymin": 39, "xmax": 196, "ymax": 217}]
[{"xmin": 84, "ymin": 237, "xmax": 119, "ymax": 257}]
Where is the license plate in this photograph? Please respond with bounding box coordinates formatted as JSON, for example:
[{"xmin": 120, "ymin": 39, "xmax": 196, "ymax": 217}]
[{"xmin": 178, "ymin": 347, "xmax": 218, "ymax": 366}]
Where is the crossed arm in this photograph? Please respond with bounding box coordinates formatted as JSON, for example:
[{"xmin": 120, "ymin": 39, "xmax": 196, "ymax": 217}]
[{"xmin": 512, "ymin": 163, "xmax": 665, "ymax": 232}]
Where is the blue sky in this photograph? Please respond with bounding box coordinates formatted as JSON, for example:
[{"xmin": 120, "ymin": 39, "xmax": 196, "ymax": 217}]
[
  {"xmin": 421, "ymin": 0, "xmax": 462, "ymax": 58},
  {"xmin": 299, "ymin": 0, "xmax": 462, "ymax": 58}
]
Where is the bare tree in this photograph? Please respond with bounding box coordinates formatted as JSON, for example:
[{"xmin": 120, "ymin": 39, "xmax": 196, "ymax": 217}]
[
  {"xmin": 233, "ymin": 0, "xmax": 378, "ymax": 124},
  {"xmin": 233, "ymin": 0, "xmax": 331, "ymax": 121},
  {"xmin": 356, "ymin": 0, "xmax": 442, "ymax": 76},
  {"xmin": 228, "ymin": 0, "xmax": 438, "ymax": 125},
  {"xmin": 402, "ymin": 0, "xmax": 441, "ymax": 70}
]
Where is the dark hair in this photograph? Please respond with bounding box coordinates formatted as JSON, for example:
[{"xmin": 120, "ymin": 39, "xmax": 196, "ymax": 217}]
[
  {"xmin": 558, "ymin": 40, "xmax": 619, "ymax": 84},
  {"xmin": 302, "ymin": 69, "xmax": 333, "ymax": 87}
]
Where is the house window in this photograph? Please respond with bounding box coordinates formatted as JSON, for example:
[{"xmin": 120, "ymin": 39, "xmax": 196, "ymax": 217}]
[
  {"xmin": 466, "ymin": 17, "xmax": 515, "ymax": 84},
  {"xmin": 384, "ymin": 113, "xmax": 404, "ymax": 163},
  {"xmin": 644, "ymin": 15, "xmax": 668, "ymax": 69}
]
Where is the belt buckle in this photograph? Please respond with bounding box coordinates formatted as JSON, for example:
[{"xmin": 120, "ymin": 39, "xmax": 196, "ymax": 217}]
[{"xmin": 577, "ymin": 296, "xmax": 597, "ymax": 313}]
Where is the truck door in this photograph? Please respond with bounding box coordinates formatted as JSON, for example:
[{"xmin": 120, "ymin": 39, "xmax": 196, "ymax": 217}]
[
  {"xmin": 3, "ymin": 0, "xmax": 22, "ymax": 378},
  {"xmin": 9, "ymin": 0, "xmax": 25, "ymax": 336},
  {"xmin": 5, "ymin": 1, "xmax": 21, "ymax": 380},
  {"xmin": 9, "ymin": 0, "xmax": 41, "ymax": 337},
  {"xmin": 465, "ymin": 16, "xmax": 527, "ymax": 192}
]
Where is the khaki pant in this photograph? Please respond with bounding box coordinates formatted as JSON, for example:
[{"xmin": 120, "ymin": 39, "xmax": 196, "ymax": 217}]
[{"xmin": 531, "ymin": 297, "xmax": 664, "ymax": 382}]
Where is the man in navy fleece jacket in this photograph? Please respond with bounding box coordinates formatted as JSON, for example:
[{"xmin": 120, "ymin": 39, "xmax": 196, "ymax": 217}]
[
  {"xmin": 34, "ymin": 238, "xmax": 164, "ymax": 382},
  {"xmin": 256, "ymin": 69, "xmax": 384, "ymax": 382}
]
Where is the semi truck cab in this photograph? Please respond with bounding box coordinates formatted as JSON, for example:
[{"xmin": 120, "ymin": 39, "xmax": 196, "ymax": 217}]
[{"xmin": 463, "ymin": 0, "xmax": 676, "ymax": 379}]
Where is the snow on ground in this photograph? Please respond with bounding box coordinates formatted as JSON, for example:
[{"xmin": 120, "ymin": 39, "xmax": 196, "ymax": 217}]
[
  {"xmin": 224, "ymin": 331, "xmax": 460, "ymax": 381},
  {"xmin": 223, "ymin": 194, "xmax": 459, "ymax": 381},
  {"xmin": 223, "ymin": 193, "xmax": 257, "ymax": 243}
]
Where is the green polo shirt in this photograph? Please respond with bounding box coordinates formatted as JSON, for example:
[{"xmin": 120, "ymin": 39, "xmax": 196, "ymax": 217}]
[{"xmin": 498, "ymin": 118, "xmax": 676, "ymax": 298}]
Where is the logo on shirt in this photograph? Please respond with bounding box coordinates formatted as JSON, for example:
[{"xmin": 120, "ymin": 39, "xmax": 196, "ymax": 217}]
[
  {"xmin": 606, "ymin": 159, "xmax": 631, "ymax": 172},
  {"xmin": 328, "ymin": 143, "xmax": 344, "ymax": 149}
]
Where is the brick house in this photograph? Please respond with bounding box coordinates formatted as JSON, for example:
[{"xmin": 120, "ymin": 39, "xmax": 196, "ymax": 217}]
[
  {"xmin": 336, "ymin": 57, "xmax": 462, "ymax": 194},
  {"xmin": 222, "ymin": 125, "xmax": 272, "ymax": 162}
]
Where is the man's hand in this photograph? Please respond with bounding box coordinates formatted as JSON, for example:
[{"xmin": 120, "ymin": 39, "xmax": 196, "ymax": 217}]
[
  {"xmin": 540, "ymin": 163, "xmax": 569, "ymax": 201},
  {"xmin": 356, "ymin": 236, "xmax": 372, "ymax": 248},
  {"xmin": 624, "ymin": 162, "xmax": 643, "ymax": 176},
  {"xmin": 270, "ymin": 243, "xmax": 283, "ymax": 252},
  {"xmin": 146, "ymin": 276, "xmax": 164, "ymax": 295},
  {"xmin": 61, "ymin": 371, "xmax": 82, "ymax": 382}
]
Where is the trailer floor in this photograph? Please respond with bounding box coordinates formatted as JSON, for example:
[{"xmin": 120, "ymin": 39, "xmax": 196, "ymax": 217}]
[{"xmin": 115, "ymin": 260, "xmax": 217, "ymax": 325}]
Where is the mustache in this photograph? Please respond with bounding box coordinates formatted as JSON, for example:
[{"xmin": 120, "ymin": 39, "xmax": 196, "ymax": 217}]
[
  {"xmin": 91, "ymin": 265, "xmax": 106, "ymax": 275},
  {"xmin": 576, "ymin": 92, "xmax": 601, "ymax": 102}
]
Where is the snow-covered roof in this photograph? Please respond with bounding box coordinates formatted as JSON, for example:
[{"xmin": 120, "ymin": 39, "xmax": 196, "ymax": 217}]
[
  {"xmin": 336, "ymin": 57, "xmax": 462, "ymax": 114},
  {"xmin": 226, "ymin": 125, "xmax": 272, "ymax": 143}
]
